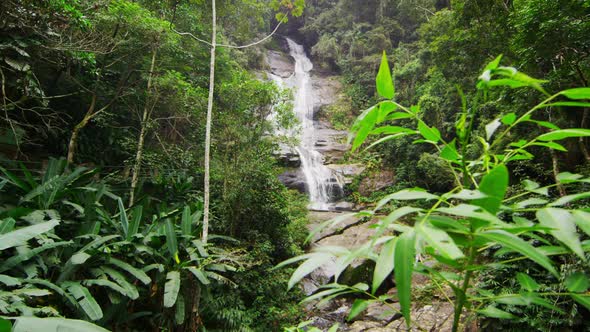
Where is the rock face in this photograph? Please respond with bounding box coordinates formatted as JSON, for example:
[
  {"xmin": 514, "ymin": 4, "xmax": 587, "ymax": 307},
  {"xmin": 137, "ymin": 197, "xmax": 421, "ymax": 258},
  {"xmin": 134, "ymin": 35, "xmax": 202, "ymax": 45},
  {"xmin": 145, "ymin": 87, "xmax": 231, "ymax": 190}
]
[
  {"xmin": 278, "ymin": 169, "xmax": 306, "ymax": 193},
  {"xmin": 267, "ymin": 50, "xmax": 294, "ymax": 78},
  {"xmin": 327, "ymin": 163, "xmax": 366, "ymax": 185},
  {"xmin": 358, "ymin": 169, "xmax": 395, "ymax": 196}
]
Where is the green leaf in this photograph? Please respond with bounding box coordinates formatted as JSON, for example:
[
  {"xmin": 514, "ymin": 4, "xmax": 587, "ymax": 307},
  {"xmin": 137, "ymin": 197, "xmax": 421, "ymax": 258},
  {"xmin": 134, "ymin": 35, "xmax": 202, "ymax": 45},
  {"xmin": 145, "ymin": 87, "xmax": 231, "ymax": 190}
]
[
  {"xmin": 0, "ymin": 219, "xmax": 59, "ymax": 250},
  {"xmin": 0, "ymin": 317, "xmax": 11, "ymax": 332},
  {"xmin": 417, "ymin": 120, "xmax": 440, "ymax": 142},
  {"xmin": 473, "ymin": 165, "xmax": 509, "ymax": 214},
  {"xmin": 531, "ymin": 142, "xmax": 567, "ymax": 152},
  {"xmin": 117, "ymin": 198, "xmax": 129, "ymax": 238},
  {"xmin": 377, "ymin": 101, "xmax": 398, "ymax": 123},
  {"xmin": 0, "ymin": 274, "xmax": 21, "ymax": 286},
  {"xmin": 128, "ymin": 205, "xmax": 142, "ymax": 239},
  {"xmin": 350, "ymin": 106, "xmax": 379, "ymax": 152},
  {"xmin": 175, "ymin": 294, "xmax": 185, "ymax": 325},
  {"xmin": 165, "ymin": 218, "xmax": 178, "ymax": 259},
  {"xmin": 288, "ymin": 252, "xmax": 333, "ymax": 289},
  {"xmin": 347, "ymin": 299, "xmax": 370, "ymax": 321},
  {"xmin": 395, "ymin": 230, "xmax": 416, "ymax": 327},
  {"xmin": 501, "ymin": 113, "xmax": 517, "ymax": 125},
  {"xmin": 440, "ymin": 140, "xmax": 460, "ymax": 162},
  {"xmin": 536, "ymin": 208, "xmax": 584, "ymax": 260},
  {"xmin": 416, "ymin": 223, "xmax": 464, "ymax": 260},
  {"xmin": 327, "ymin": 323, "xmax": 340, "ymax": 332},
  {"xmin": 164, "ymin": 271, "xmax": 181, "ymax": 308},
  {"xmin": 538, "ymin": 129, "xmax": 590, "ymax": 141},
  {"xmin": 516, "ymin": 273, "xmax": 540, "ymax": 291},
  {"xmin": 370, "ymin": 126, "xmax": 415, "ymax": 135},
  {"xmin": 483, "ymin": 54, "xmax": 503, "ymax": 72},
  {"xmin": 380, "ymin": 188, "xmax": 438, "ymax": 202},
  {"xmin": 181, "ymin": 206, "xmax": 192, "ymax": 236},
  {"xmin": 376, "ymin": 51, "xmax": 394, "ymax": 99},
  {"xmin": 572, "ymin": 294, "xmax": 590, "ymax": 311},
  {"xmin": 84, "ymin": 279, "xmax": 132, "ymax": 298},
  {"xmin": 63, "ymin": 282, "xmax": 103, "ymax": 321},
  {"xmin": 549, "ymin": 192, "xmax": 590, "ymax": 206},
  {"xmin": 565, "ymin": 272, "xmax": 589, "ymax": 293},
  {"xmin": 573, "ymin": 210, "xmax": 590, "ymax": 237},
  {"xmin": 108, "ymin": 257, "xmax": 151, "ymax": 285},
  {"xmin": 560, "ymin": 88, "xmax": 590, "ymax": 100},
  {"xmin": 12, "ymin": 317, "xmax": 109, "ymax": 332},
  {"xmin": 0, "ymin": 218, "xmax": 15, "ymax": 234},
  {"xmin": 372, "ymin": 238, "xmax": 396, "ymax": 294},
  {"xmin": 186, "ymin": 266, "xmax": 210, "ymax": 285},
  {"xmin": 0, "ymin": 240, "xmax": 71, "ymax": 273},
  {"xmin": 100, "ymin": 267, "xmax": 139, "ymax": 300},
  {"xmin": 477, "ymin": 306, "xmax": 517, "ymax": 319},
  {"xmin": 478, "ymin": 230, "xmax": 557, "ymax": 277}
]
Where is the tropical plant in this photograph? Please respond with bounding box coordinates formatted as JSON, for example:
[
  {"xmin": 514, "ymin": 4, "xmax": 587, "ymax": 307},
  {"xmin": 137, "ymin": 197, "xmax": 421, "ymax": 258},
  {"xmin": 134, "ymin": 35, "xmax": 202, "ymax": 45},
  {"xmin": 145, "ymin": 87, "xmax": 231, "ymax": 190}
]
[{"xmin": 280, "ymin": 53, "xmax": 590, "ymax": 331}]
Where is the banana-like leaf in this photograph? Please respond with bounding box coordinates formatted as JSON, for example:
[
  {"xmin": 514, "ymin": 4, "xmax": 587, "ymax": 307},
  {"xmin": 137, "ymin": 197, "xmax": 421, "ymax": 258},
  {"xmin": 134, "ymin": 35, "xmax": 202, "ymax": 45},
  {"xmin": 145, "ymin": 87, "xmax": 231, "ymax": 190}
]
[
  {"xmin": 395, "ymin": 230, "xmax": 416, "ymax": 327},
  {"xmin": 165, "ymin": 219, "xmax": 178, "ymax": 259},
  {"xmin": 0, "ymin": 218, "xmax": 15, "ymax": 234},
  {"xmin": 164, "ymin": 271, "xmax": 181, "ymax": 308},
  {"xmin": 175, "ymin": 294, "xmax": 185, "ymax": 325},
  {"xmin": 0, "ymin": 219, "xmax": 59, "ymax": 250},
  {"xmin": 63, "ymin": 282, "xmax": 103, "ymax": 321},
  {"xmin": 181, "ymin": 206, "xmax": 192, "ymax": 236},
  {"xmin": 108, "ymin": 257, "xmax": 151, "ymax": 285},
  {"xmin": 0, "ymin": 240, "xmax": 72, "ymax": 272},
  {"xmin": 100, "ymin": 267, "xmax": 139, "ymax": 299},
  {"xmin": 12, "ymin": 317, "xmax": 110, "ymax": 332},
  {"xmin": 117, "ymin": 198, "xmax": 129, "ymax": 238}
]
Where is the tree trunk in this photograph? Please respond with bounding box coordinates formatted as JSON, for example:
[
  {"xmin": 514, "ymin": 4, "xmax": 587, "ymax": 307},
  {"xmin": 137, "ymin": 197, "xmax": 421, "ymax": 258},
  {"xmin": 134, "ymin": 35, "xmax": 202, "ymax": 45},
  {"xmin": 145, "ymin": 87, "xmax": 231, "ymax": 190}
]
[
  {"xmin": 129, "ymin": 47, "xmax": 158, "ymax": 207},
  {"xmin": 67, "ymin": 94, "xmax": 96, "ymax": 164},
  {"xmin": 202, "ymin": 0, "xmax": 217, "ymax": 244}
]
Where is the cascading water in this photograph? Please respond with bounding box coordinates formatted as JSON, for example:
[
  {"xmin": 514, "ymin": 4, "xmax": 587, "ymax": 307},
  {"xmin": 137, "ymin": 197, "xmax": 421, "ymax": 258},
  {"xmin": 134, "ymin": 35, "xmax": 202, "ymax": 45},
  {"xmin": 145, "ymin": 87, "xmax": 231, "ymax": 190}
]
[{"xmin": 274, "ymin": 38, "xmax": 342, "ymax": 210}]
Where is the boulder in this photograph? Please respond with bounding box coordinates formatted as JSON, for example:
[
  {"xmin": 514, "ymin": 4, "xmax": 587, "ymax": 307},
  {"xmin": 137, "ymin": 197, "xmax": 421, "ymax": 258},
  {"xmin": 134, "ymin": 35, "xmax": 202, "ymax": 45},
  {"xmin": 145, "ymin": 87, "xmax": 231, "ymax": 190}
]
[
  {"xmin": 358, "ymin": 169, "xmax": 395, "ymax": 196},
  {"xmin": 278, "ymin": 169, "xmax": 306, "ymax": 193},
  {"xmin": 327, "ymin": 163, "xmax": 366, "ymax": 185}
]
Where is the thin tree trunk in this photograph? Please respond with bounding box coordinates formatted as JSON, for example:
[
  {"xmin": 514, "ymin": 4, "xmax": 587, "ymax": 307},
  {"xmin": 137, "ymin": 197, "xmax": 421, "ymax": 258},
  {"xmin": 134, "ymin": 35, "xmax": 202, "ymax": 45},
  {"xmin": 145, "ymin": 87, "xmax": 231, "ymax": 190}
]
[
  {"xmin": 67, "ymin": 94, "xmax": 97, "ymax": 164},
  {"xmin": 202, "ymin": 0, "xmax": 216, "ymax": 244},
  {"xmin": 551, "ymin": 149, "xmax": 567, "ymax": 197},
  {"xmin": 129, "ymin": 47, "xmax": 158, "ymax": 207}
]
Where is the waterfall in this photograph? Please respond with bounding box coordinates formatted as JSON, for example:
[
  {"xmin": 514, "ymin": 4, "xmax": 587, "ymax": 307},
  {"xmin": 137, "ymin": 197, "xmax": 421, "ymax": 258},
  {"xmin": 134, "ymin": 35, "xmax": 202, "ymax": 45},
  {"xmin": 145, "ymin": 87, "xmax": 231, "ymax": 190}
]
[{"xmin": 275, "ymin": 38, "xmax": 342, "ymax": 210}]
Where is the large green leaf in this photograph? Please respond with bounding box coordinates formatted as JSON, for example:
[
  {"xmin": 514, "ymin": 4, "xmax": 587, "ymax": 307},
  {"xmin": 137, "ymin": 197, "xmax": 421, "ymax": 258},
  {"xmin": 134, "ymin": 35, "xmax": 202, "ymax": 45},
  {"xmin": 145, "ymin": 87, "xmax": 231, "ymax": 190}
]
[
  {"xmin": 573, "ymin": 210, "xmax": 590, "ymax": 237},
  {"xmin": 128, "ymin": 205, "xmax": 143, "ymax": 239},
  {"xmin": 565, "ymin": 272, "xmax": 589, "ymax": 293},
  {"xmin": 372, "ymin": 238, "xmax": 396, "ymax": 294},
  {"xmin": 351, "ymin": 106, "xmax": 379, "ymax": 152},
  {"xmin": 0, "ymin": 240, "xmax": 71, "ymax": 272},
  {"xmin": 63, "ymin": 282, "xmax": 103, "ymax": 321},
  {"xmin": 0, "ymin": 218, "xmax": 15, "ymax": 234},
  {"xmin": 572, "ymin": 294, "xmax": 590, "ymax": 311},
  {"xmin": 417, "ymin": 120, "xmax": 440, "ymax": 142},
  {"xmin": 560, "ymin": 87, "xmax": 590, "ymax": 100},
  {"xmin": 186, "ymin": 266, "xmax": 210, "ymax": 285},
  {"xmin": 288, "ymin": 252, "xmax": 333, "ymax": 290},
  {"xmin": 538, "ymin": 129, "xmax": 590, "ymax": 141},
  {"xmin": 477, "ymin": 306, "xmax": 517, "ymax": 319},
  {"xmin": 473, "ymin": 165, "xmax": 508, "ymax": 214},
  {"xmin": 164, "ymin": 271, "xmax": 181, "ymax": 308},
  {"xmin": 416, "ymin": 223, "xmax": 464, "ymax": 260},
  {"xmin": 478, "ymin": 230, "xmax": 557, "ymax": 277},
  {"xmin": 376, "ymin": 51, "xmax": 394, "ymax": 99},
  {"xmin": 165, "ymin": 218, "xmax": 178, "ymax": 259},
  {"xmin": 12, "ymin": 317, "xmax": 110, "ymax": 332},
  {"xmin": 100, "ymin": 267, "xmax": 139, "ymax": 299},
  {"xmin": 395, "ymin": 230, "xmax": 416, "ymax": 326},
  {"xmin": 108, "ymin": 257, "xmax": 151, "ymax": 285},
  {"xmin": 181, "ymin": 206, "xmax": 192, "ymax": 236},
  {"xmin": 536, "ymin": 208, "xmax": 584, "ymax": 260},
  {"xmin": 0, "ymin": 219, "xmax": 59, "ymax": 250}
]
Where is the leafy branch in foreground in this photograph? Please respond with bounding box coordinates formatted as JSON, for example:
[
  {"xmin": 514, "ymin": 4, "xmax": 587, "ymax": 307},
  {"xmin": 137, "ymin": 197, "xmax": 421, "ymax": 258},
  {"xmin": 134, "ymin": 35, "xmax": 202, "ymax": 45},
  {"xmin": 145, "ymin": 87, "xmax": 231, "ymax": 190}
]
[{"xmin": 281, "ymin": 52, "xmax": 590, "ymax": 331}]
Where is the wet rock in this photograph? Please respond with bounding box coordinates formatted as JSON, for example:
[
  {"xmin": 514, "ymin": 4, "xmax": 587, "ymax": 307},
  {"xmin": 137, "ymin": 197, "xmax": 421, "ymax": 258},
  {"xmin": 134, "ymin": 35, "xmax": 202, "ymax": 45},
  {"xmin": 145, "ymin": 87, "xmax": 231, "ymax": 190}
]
[
  {"xmin": 333, "ymin": 201, "xmax": 355, "ymax": 211},
  {"xmin": 311, "ymin": 74, "xmax": 342, "ymax": 108},
  {"xmin": 327, "ymin": 164, "xmax": 366, "ymax": 185},
  {"xmin": 266, "ymin": 50, "xmax": 294, "ymax": 78},
  {"xmin": 278, "ymin": 169, "xmax": 306, "ymax": 193},
  {"xmin": 358, "ymin": 169, "xmax": 395, "ymax": 196}
]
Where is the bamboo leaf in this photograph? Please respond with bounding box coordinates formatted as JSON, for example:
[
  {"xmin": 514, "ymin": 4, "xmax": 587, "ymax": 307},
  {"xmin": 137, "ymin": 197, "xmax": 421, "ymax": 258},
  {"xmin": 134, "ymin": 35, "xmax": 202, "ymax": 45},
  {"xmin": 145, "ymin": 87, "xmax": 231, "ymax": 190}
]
[
  {"xmin": 288, "ymin": 252, "xmax": 333, "ymax": 290},
  {"xmin": 376, "ymin": 51, "xmax": 394, "ymax": 99},
  {"xmin": 395, "ymin": 230, "xmax": 415, "ymax": 326},
  {"xmin": 478, "ymin": 230, "xmax": 557, "ymax": 277},
  {"xmin": 477, "ymin": 306, "xmax": 517, "ymax": 319},
  {"xmin": 536, "ymin": 208, "xmax": 585, "ymax": 260},
  {"xmin": 372, "ymin": 238, "xmax": 396, "ymax": 294},
  {"xmin": 560, "ymin": 88, "xmax": 590, "ymax": 100},
  {"xmin": 347, "ymin": 299, "xmax": 369, "ymax": 321},
  {"xmin": 538, "ymin": 129, "xmax": 590, "ymax": 141},
  {"xmin": 572, "ymin": 294, "xmax": 590, "ymax": 311},
  {"xmin": 416, "ymin": 223, "xmax": 464, "ymax": 260}
]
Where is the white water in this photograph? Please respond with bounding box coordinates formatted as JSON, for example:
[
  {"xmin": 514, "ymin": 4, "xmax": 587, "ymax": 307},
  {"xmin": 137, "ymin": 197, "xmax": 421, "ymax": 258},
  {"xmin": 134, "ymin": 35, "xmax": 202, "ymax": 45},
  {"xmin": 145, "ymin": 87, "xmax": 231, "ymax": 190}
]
[{"xmin": 275, "ymin": 38, "xmax": 341, "ymax": 210}]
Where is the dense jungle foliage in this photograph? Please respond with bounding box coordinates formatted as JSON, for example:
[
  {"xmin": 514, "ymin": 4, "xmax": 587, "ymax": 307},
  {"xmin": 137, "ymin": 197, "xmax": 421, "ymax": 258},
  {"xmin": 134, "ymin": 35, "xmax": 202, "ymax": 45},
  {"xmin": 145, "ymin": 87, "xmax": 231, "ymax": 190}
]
[{"xmin": 1, "ymin": 0, "xmax": 590, "ymax": 331}]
